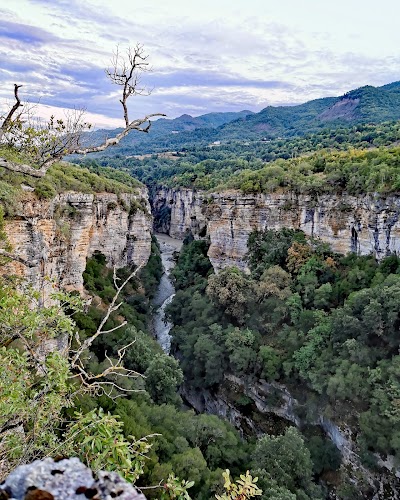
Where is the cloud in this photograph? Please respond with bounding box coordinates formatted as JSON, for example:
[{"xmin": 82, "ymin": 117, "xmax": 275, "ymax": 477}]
[
  {"xmin": 0, "ymin": 0, "xmax": 399, "ymax": 127},
  {"xmin": 0, "ymin": 19, "xmax": 60, "ymax": 45},
  {"xmin": 142, "ymin": 69, "xmax": 294, "ymax": 91},
  {"xmin": 28, "ymin": 0, "xmax": 122, "ymax": 28}
]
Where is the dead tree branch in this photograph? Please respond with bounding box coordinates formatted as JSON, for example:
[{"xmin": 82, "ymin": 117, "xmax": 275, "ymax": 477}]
[
  {"xmin": 70, "ymin": 263, "xmax": 145, "ymax": 396},
  {"xmin": 0, "ymin": 45, "xmax": 166, "ymax": 177},
  {"xmin": 71, "ymin": 113, "xmax": 164, "ymax": 155},
  {"xmin": 0, "ymin": 157, "xmax": 49, "ymax": 177},
  {"xmin": 106, "ymin": 44, "xmax": 152, "ymax": 127},
  {"xmin": 0, "ymin": 84, "xmax": 22, "ymax": 143}
]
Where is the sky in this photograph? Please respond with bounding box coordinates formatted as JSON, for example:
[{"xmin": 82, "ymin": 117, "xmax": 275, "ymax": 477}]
[{"xmin": 0, "ymin": 0, "xmax": 399, "ymax": 129}]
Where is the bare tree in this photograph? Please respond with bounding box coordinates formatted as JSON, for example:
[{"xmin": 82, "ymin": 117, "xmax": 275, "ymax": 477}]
[
  {"xmin": 70, "ymin": 264, "xmax": 145, "ymax": 397},
  {"xmin": 0, "ymin": 84, "xmax": 22, "ymax": 143},
  {"xmin": 0, "ymin": 44, "xmax": 166, "ymax": 178}
]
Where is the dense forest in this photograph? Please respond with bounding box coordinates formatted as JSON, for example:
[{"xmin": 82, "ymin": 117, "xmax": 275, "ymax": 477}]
[
  {"xmin": 167, "ymin": 231, "xmax": 400, "ymax": 497},
  {"xmin": 77, "ymin": 121, "xmax": 400, "ymax": 194}
]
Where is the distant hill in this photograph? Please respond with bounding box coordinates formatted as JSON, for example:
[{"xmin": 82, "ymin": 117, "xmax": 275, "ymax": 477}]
[
  {"xmin": 219, "ymin": 82, "xmax": 400, "ymax": 140},
  {"xmin": 80, "ymin": 81, "xmax": 400, "ymax": 157},
  {"xmin": 153, "ymin": 110, "xmax": 255, "ymax": 132},
  {"xmin": 84, "ymin": 110, "xmax": 254, "ymax": 151}
]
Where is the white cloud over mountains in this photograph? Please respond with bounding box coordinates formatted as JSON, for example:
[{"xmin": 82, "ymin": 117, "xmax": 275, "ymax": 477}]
[{"xmin": 1, "ymin": 0, "xmax": 399, "ymax": 128}]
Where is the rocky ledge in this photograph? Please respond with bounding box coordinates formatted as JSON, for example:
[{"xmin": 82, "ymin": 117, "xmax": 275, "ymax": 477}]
[{"xmin": 0, "ymin": 457, "xmax": 146, "ymax": 500}]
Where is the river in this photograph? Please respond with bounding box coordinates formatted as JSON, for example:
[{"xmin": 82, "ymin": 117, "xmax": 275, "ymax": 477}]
[{"xmin": 152, "ymin": 233, "xmax": 183, "ymax": 353}]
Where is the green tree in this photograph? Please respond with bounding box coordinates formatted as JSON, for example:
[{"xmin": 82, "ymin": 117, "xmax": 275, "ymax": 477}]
[
  {"xmin": 0, "ymin": 283, "xmax": 82, "ymax": 477},
  {"xmin": 225, "ymin": 327, "xmax": 257, "ymax": 375},
  {"xmin": 207, "ymin": 267, "xmax": 252, "ymax": 322},
  {"xmin": 145, "ymin": 354, "xmax": 184, "ymax": 405},
  {"xmin": 247, "ymin": 229, "xmax": 305, "ymax": 277},
  {"xmin": 259, "ymin": 346, "xmax": 281, "ymax": 381},
  {"xmin": 65, "ymin": 408, "xmax": 153, "ymax": 483},
  {"xmin": 252, "ymin": 427, "xmax": 321, "ymax": 499}
]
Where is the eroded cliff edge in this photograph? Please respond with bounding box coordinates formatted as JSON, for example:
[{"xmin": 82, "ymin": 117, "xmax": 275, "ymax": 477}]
[
  {"xmin": 153, "ymin": 187, "xmax": 400, "ymax": 270},
  {"xmin": 4, "ymin": 189, "xmax": 152, "ymax": 300}
]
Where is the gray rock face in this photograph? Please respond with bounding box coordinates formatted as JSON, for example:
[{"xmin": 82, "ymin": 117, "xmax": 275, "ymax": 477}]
[
  {"xmin": 181, "ymin": 376, "xmax": 400, "ymax": 499},
  {"xmin": 152, "ymin": 187, "xmax": 400, "ymax": 272},
  {"xmin": 0, "ymin": 457, "xmax": 147, "ymax": 500},
  {"xmin": 4, "ymin": 190, "xmax": 152, "ymax": 302}
]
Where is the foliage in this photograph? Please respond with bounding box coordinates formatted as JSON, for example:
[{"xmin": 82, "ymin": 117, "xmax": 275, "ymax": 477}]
[
  {"xmin": 65, "ymin": 408, "xmax": 153, "ymax": 483},
  {"xmin": 172, "ymin": 239, "xmax": 212, "ymax": 290},
  {"xmin": 3, "ymin": 113, "xmax": 91, "ymax": 166},
  {"xmin": 145, "ymin": 354, "xmax": 184, "ymax": 405},
  {"xmin": 167, "ymin": 230, "xmax": 400, "ymax": 475},
  {"xmin": 139, "ymin": 236, "xmax": 163, "ymax": 298},
  {"xmin": 247, "ymin": 228, "xmax": 306, "ymax": 277},
  {"xmin": 0, "ymin": 282, "xmax": 82, "ymax": 476},
  {"xmin": 306, "ymin": 435, "xmax": 341, "ymax": 476},
  {"xmin": 159, "ymin": 474, "xmax": 195, "ymax": 499},
  {"xmin": 215, "ymin": 470, "xmax": 262, "ymax": 500},
  {"xmin": 252, "ymin": 427, "xmax": 321, "ymax": 499},
  {"xmin": 0, "ymin": 146, "xmax": 142, "ymax": 215},
  {"xmin": 206, "ymin": 268, "xmax": 252, "ymax": 322},
  {"xmin": 96, "ymin": 397, "xmax": 252, "ymax": 499},
  {"xmin": 72, "ymin": 248, "xmax": 255, "ymax": 498},
  {"xmin": 84, "ymin": 120, "xmax": 400, "ymax": 194}
]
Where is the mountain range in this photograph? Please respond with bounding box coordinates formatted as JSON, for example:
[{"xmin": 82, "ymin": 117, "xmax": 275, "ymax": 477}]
[{"xmin": 85, "ymin": 81, "xmax": 400, "ymax": 156}]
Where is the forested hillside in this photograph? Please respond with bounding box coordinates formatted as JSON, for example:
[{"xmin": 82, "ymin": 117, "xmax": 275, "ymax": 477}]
[
  {"xmin": 76, "ymin": 81, "xmax": 400, "ymax": 157},
  {"xmin": 220, "ymin": 82, "xmax": 400, "ymax": 140},
  {"xmin": 79, "ymin": 122, "xmax": 400, "ymax": 194},
  {"xmin": 79, "ymin": 110, "xmax": 254, "ymax": 157},
  {"xmin": 167, "ymin": 232, "xmax": 400, "ymax": 498}
]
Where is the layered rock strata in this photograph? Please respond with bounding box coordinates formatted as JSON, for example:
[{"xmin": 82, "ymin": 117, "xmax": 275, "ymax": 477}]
[
  {"xmin": 4, "ymin": 190, "xmax": 152, "ymax": 302},
  {"xmin": 153, "ymin": 187, "xmax": 400, "ymax": 270}
]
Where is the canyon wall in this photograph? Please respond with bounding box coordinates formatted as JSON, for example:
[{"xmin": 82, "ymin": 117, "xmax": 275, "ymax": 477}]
[
  {"xmin": 181, "ymin": 376, "xmax": 400, "ymax": 497},
  {"xmin": 153, "ymin": 187, "xmax": 400, "ymax": 270},
  {"xmin": 5, "ymin": 189, "xmax": 152, "ymax": 302}
]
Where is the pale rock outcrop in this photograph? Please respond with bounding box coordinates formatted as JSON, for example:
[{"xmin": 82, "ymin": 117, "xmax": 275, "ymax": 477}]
[
  {"xmin": 152, "ymin": 187, "xmax": 400, "ymax": 271},
  {"xmin": 152, "ymin": 187, "xmax": 207, "ymax": 238},
  {"xmin": 5, "ymin": 189, "xmax": 152, "ymax": 302},
  {"xmin": 1, "ymin": 457, "xmax": 146, "ymax": 499}
]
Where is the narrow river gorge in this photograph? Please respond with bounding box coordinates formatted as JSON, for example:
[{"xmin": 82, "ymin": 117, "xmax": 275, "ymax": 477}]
[{"xmin": 152, "ymin": 233, "xmax": 182, "ymax": 353}]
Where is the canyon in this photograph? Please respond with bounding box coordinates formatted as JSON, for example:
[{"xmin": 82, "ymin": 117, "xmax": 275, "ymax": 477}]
[
  {"xmin": 152, "ymin": 187, "xmax": 400, "ymax": 271},
  {"xmin": 6, "ymin": 184, "xmax": 400, "ymax": 302},
  {"xmin": 4, "ymin": 183, "xmax": 400, "ymax": 496}
]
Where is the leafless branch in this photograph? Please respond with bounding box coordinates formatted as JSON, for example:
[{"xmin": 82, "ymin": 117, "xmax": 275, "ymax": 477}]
[
  {"xmin": 0, "ymin": 44, "xmax": 166, "ymax": 177},
  {"xmin": 0, "ymin": 84, "xmax": 22, "ymax": 142},
  {"xmin": 137, "ymin": 481, "xmax": 164, "ymax": 491},
  {"xmin": 105, "ymin": 44, "xmax": 151, "ymax": 127},
  {"xmin": 71, "ymin": 263, "xmax": 143, "ymax": 366},
  {"xmin": 69, "ymin": 262, "xmax": 145, "ymax": 396}
]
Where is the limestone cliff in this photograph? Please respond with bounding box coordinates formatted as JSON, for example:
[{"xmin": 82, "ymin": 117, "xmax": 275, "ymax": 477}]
[
  {"xmin": 153, "ymin": 187, "xmax": 400, "ymax": 270},
  {"xmin": 4, "ymin": 189, "xmax": 152, "ymax": 301}
]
